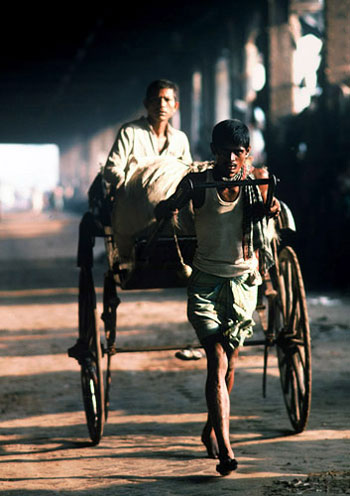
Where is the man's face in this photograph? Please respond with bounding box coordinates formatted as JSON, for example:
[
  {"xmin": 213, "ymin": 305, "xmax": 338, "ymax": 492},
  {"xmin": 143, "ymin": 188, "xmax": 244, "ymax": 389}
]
[
  {"xmin": 144, "ymin": 88, "xmax": 179, "ymax": 125},
  {"xmin": 213, "ymin": 142, "xmax": 250, "ymax": 179}
]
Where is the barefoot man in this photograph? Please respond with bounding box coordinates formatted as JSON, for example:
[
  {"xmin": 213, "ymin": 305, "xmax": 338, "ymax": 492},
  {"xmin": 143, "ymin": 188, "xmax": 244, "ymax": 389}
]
[{"xmin": 155, "ymin": 119, "xmax": 280, "ymax": 475}]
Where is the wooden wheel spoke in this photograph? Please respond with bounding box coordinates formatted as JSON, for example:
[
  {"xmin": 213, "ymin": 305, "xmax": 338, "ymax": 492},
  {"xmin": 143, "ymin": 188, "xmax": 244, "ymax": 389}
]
[
  {"xmin": 292, "ymin": 352, "xmax": 306, "ymax": 399},
  {"xmin": 278, "ymin": 350, "xmax": 288, "ymax": 370},
  {"xmin": 290, "ymin": 373, "xmax": 301, "ymax": 422},
  {"xmin": 295, "ymin": 343, "xmax": 306, "ymax": 369},
  {"xmin": 287, "ymin": 291, "xmax": 299, "ymax": 334},
  {"xmin": 282, "ymin": 362, "xmax": 290, "ymax": 394},
  {"xmin": 279, "ymin": 353, "xmax": 294, "ymax": 404},
  {"xmin": 277, "ymin": 349, "xmax": 290, "ymax": 394}
]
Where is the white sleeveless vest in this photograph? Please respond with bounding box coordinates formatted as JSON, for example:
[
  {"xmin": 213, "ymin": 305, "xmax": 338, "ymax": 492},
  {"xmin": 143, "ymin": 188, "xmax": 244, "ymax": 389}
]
[{"xmin": 192, "ymin": 171, "xmax": 258, "ymax": 277}]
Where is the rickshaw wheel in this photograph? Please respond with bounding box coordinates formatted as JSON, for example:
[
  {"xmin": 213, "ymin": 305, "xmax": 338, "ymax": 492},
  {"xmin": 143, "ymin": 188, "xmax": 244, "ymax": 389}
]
[
  {"xmin": 275, "ymin": 246, "xmax": 312, "ymax": 433},
  {"xmin": 79, "ymin": 266, "xmax": 105, "ymax": 445}
]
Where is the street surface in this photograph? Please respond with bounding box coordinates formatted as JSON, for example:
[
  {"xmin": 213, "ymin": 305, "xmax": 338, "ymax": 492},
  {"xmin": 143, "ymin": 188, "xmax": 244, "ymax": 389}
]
[{"xmin": 0, "ymin": 211, "xmax": 349, "ymax": 495}]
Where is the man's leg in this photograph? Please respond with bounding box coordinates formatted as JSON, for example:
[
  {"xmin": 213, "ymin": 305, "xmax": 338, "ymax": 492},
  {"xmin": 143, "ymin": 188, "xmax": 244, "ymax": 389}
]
[
  {"xmin": 202, "ymin": 343, "xmax": 238, "ymax": 458},
  {"xmin": 203, "ymin": 339, "xmax": 238, "ymax": 474}
]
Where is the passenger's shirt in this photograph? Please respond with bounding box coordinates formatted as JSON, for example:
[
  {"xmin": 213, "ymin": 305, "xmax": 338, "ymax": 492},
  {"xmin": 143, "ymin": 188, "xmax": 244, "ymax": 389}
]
[{"xmin": 103, "ymin": 116, "xmax": 192, "ymax": 187}]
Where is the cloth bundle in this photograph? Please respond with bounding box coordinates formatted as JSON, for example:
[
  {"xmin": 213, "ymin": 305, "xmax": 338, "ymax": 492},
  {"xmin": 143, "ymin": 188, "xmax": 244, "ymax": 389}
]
[{"xmin": 111, "ymin": 156, "xmax": 195, "ymax": 261}]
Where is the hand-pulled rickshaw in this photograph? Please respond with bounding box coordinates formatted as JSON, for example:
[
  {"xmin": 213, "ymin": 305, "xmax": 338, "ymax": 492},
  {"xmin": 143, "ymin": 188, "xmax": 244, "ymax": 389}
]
[{"xmin": 72, "ymin": 165, "xmax": 312, "ymax": 446}]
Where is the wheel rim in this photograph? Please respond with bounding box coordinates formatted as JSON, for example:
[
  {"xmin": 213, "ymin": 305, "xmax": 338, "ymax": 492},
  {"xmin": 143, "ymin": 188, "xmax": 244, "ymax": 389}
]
[
  {"xmin": 276, "ymin": 246, "xmax": 312, "ymax": 433},
  {"xmin": 81, "ymin": 359, "xmax": 103, "ymax": 444},
  {"xmin": 79, "ymin": 267, "xmax": 105, "ymax": 444}
]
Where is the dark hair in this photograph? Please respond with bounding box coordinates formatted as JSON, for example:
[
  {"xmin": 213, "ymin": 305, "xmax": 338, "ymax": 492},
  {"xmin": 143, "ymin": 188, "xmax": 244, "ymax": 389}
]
[
  {"xmin": 145, "ymin": 79, "xmax": 179, "ymax": 102},
  {"xmin": 212, "ymin": 119, "xmax": 250, "ymax": 149}
]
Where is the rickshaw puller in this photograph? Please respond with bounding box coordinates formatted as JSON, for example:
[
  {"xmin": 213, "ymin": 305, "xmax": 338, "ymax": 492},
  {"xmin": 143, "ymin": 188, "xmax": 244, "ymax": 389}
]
[{"xmin": 155, "ymin": 119, "xmax": 280, "ymax": 476}]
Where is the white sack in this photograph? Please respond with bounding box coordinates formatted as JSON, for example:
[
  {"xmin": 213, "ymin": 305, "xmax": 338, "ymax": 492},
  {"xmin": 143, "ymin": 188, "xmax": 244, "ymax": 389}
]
[{"xmin": 111, "ymin": 157, "xmax": 195, "ymax": 261}]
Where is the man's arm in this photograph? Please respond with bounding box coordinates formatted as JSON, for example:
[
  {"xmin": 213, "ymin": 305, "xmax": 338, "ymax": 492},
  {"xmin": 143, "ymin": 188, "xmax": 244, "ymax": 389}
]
[
  {"xmin": 154, "ymin": 175, "xmax": 193, "ymax": 221},
  {"xmin": 103, "ymin": 125, "xmax": 134, "ymax": 188}
]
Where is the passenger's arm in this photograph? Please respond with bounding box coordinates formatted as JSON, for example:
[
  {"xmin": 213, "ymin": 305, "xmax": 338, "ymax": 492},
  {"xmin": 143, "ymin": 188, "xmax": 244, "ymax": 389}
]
[
  {"xmin": 102, "ymin": 126, "xmax": 134, "ymax": 188},
  {"xmin": 181, "ymin": 135, "xmax": 193, "ymax": 165}
]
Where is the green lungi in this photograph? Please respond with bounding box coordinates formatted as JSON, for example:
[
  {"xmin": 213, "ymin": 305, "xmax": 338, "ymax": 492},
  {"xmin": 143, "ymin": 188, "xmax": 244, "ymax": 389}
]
[{"xmin": 187, "ymin": 267, "xmax": 261, "ymax": 349}]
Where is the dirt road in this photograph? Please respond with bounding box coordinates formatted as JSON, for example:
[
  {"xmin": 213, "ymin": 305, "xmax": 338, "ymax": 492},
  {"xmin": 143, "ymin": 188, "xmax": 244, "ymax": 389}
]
[{"xmin": 0, "ymin": 211, "xmax": 349, "ymax": 495}]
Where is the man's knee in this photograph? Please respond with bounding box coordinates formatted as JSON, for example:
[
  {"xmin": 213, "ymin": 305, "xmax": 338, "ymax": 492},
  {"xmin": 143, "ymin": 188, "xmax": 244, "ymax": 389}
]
[{"xmin": 205, "ymin": 340, "xmax": 229, "ymax": 374}]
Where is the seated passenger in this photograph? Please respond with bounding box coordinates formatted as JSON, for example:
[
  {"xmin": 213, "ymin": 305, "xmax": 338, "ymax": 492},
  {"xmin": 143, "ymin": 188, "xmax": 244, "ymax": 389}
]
[{"xmin": 103, "ymin": 78, "xmax": 192, "ymax": 190}]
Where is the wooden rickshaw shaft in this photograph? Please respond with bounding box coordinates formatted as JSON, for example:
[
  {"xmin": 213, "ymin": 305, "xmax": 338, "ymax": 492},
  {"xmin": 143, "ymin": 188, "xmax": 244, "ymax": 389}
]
[{"xmin": 111, "ymin": 339, "xmax": 271, "ymax": 354}]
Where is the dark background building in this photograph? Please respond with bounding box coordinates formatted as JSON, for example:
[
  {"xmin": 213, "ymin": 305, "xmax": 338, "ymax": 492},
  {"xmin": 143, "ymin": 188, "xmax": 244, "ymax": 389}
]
[{"xmin": 1, "ymin": 0, "xmax": 349, "ymax": 290}]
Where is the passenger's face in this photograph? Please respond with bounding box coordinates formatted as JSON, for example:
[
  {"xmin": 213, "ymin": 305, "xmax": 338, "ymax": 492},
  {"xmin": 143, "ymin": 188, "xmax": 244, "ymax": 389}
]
[
  {"xmin": 213, "ymin": 142, "xmax": 250, "ymax": 178},
  {"xmin": 144, "ymin": 88, "xmax": 179, "ymax": 125}
]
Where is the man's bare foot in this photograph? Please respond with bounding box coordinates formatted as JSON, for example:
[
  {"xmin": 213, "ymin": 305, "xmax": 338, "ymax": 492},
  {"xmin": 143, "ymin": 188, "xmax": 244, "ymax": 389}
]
[
  {"xmin": 201, "ymin": 424, "xmax": 219, "ymax": 459},
  {"xmin": 216, "ymin": 457, "xmax": 238, "ymax": 476}
]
